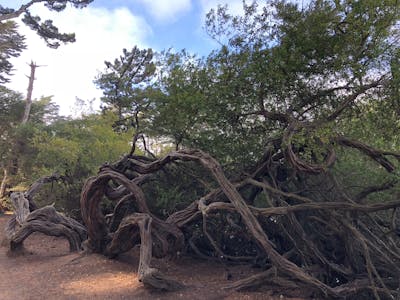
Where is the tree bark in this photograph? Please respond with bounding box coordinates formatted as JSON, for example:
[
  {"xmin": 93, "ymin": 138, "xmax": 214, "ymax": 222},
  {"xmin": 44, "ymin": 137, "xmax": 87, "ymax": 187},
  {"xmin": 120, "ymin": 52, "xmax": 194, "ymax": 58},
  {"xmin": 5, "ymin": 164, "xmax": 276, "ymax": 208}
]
[
  {"xmin": 0, "ymin": 168, "xmax": 7, "ymax": 208},
  {"xmin": 0, "ymin": 168, "xmax": 7, "ymax": 197},
  {"xmin": 111, "ymin": 213, "xmax": 183, "ymax": 291},
  {"xmin": 5, "ymin": 174, "xmax": 86, "ymax": 252},
  {"xmin": 9, "ymin": 206, "xmax": 87, "ymax": 252},
  {"xmin": 21, "ymin": 61, "xmax": 37, "ymax": 124}
]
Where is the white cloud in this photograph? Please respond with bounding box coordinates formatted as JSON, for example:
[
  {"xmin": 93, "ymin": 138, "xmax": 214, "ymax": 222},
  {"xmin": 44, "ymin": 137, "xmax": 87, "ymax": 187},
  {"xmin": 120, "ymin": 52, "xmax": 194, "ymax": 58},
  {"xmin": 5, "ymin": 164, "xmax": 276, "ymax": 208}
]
[
  {"xmin": 135, "ymin": 0, "xmax": 192, "ymax": 23},
  {"xmin": 196, "ymin": 0, "xmax": 245, "ymax": 49},
  {"xmin": 199, "ymin": 0, "xmax": 244, "ymax": 17},
  {"xmin": 6, "ymin": 4, "xmax": 152, "ymax": 116}
]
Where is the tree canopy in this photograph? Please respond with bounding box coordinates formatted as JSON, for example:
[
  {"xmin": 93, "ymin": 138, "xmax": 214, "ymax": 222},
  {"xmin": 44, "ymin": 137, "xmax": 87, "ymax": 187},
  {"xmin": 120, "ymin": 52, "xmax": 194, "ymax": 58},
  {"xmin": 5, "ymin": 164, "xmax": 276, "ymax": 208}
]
[
  {"xmin": 0, "ymin": 21, "xmax": 25, "ymax": 83},
  {"xmin": 0, "ymin": 0, "xmax": 93, "ymax": 48}
]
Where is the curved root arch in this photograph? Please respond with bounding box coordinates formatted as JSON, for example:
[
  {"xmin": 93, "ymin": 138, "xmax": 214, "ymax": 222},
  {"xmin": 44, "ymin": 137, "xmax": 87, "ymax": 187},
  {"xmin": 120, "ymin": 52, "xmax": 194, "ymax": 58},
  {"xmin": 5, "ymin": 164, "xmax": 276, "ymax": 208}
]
[
  {"xmin": 80, "ymin": 168, "xmax": 184, "ymax": 256},
  {"xmin": 80, "ymin": 167, "xmax": 187, "ymax": 290},
  {"xmin": 10, "ymin": 206, "xmax": 87, "ymax": 252},
  {"xmin": 283, "ymin": 126, "xmax": 336, "ymax": 174},
  {"xmin": 5, "ymin": 175, "xmax": 87, "ymax": 254}
]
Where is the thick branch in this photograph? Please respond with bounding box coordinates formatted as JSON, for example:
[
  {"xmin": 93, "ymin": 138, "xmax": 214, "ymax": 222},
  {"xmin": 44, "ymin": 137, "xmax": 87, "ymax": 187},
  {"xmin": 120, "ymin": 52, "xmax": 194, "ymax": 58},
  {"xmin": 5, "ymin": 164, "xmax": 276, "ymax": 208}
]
[
  {"xmin": 325, "ymin": 75, "xmax": 388, "ymax": 122},
  {"xmin": 336, "ymin": 136, "xmax": 400, "ymax": 172},
  {"xmin": 0, "ymin": 0, "xmax": 44, "ymax": 21},
  {"xmin": 355, "ymin": 180, "xmax": 398, "ymax": 202},
  {"xmin": 202, "ymin": 198, "xmax": 400, "ymax": 217}
]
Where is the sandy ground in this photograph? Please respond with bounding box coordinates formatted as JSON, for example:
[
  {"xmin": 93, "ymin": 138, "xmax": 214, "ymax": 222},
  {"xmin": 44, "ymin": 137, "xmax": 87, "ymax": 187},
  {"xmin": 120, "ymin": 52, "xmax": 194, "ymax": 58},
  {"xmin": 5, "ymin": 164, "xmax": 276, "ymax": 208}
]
[{"xmin": 0, "ymin": 214, "xmax": 301, "ymax": 300}]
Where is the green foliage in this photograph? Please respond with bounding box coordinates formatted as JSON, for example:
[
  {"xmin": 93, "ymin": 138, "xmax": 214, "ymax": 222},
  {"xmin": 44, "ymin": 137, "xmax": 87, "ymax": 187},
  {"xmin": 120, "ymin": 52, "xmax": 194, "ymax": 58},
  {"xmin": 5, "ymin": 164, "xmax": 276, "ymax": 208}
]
[
  {"xmin": 150, "ymin": 50, "xmax": 208, "ymax": 149},
  {"xmin": 0, "ymin": 87, "xmax": 24, "ymax": 162},
  {"xmin": 0, "ymin": 21, "xmax": 25, "ymax": 83},
  {"xmin": 3, "ymin": 0, "xmax": 400, "ymax": 217},
  {"xmin": 0, "ymin": 90, "xmax": 135, "ymax": 215},
  {"xmin": 333, "ymin": 97, "xmax": 400, "ymax": 203},
  {"xmin": 93, "ymin": 0, "xmax": 400, "ymax": 188},
  {"xmin": 207, "ymin": 0, "xmax": 398, "ymax": 118},
  {"xmin": 28, "ymin": 112, "xmax": 134, "ymax": 216},
  {"xmin": 95, "ymin": 47, "xmax": 156, "ymax": 133},
  {"xmin": 33, "ymin": 111, "xmax": 134, "ymax": 176},
  {"xmin": 0, "ymin": 0, "xmax": 93, "ymax": 48},
  {"xmin": 142, "ymin": 163, "xmax": 213, "ymax": 218},
  {"xmin": 0, "ymin": 94, "xmax": 59, "ymax": 180}
]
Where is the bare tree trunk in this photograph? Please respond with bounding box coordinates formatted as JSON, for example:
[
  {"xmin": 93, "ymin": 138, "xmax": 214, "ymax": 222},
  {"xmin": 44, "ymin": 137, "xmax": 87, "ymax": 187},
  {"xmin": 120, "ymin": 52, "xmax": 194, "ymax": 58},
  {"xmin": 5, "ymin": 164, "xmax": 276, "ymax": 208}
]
[
  {"xmin": 21, "ymin": 61, "xmax": 38, "ymax": 124},
  {"xmin": 11, "ymin": 61, "xmax": 40, "ymax": 180},
  {"xmin": 0, "ymin": 168, "xmax": 7, "ymax": 212},
  {"xmin": 0, "ymin": 168, "xmax": 7, "ymax": 199}
]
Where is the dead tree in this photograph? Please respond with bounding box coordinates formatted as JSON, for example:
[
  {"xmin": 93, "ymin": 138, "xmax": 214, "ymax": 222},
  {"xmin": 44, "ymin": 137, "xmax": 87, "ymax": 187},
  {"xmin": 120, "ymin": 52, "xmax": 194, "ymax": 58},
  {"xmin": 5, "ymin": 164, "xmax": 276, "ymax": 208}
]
[
  {"xmin": 21, "ymin": 61, "xmax": 41, "ymax": 124},
  {"xmin": 4, "ymin": 174, "xmax": 87, "ymax": 252}
]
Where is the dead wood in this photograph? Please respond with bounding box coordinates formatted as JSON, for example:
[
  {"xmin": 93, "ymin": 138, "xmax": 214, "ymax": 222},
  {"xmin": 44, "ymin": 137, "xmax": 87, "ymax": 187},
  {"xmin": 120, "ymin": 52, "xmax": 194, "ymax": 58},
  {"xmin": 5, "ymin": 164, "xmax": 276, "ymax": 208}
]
[
  {"xmin": 135, "ymin": 213, "xmax": 183, "ymax": 291},
  {"xmin": 77, "ymin": 145, "xmax": 400, "ymax": 297},
  {"xmin": 5, "ymin": 174, "xmax": 86, "ymax": 253},
  {"xmin": 9, "ymin": 206, "xmax": 87, "ymax": 252},
  {"xmin": 80, "ymin": 150, "xmax": 337, "ymax": 296},
  {"xmin": 5, "ymin": 140, "xmax": 399, "ymax": 298},
  {"xmin": 80, "ymin": 169, "xmax": 184, "ymax": 256}
]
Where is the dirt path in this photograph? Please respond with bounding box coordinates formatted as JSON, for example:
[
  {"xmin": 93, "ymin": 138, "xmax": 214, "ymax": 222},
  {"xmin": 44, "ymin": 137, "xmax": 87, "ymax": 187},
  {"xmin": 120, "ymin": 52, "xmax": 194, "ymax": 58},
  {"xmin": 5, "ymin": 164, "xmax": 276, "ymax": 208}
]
[{"xmin": 0, "ymin": 214, "xmax": 299, "ymax": 300}]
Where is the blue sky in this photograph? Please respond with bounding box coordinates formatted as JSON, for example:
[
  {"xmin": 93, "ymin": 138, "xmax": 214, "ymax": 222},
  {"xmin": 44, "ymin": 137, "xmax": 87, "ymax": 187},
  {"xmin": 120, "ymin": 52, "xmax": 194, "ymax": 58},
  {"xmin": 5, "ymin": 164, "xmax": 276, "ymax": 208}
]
[
  {"xmin": 89, "ymin": 0, "xmax": 225, "ymax": 56},
  {"xmin": 2, "ymin": 0, "xmax": 245, "ymax": 115},
  {"xmin": 3, "ymin": 0, "xmax": 238, "ymax": 55}
]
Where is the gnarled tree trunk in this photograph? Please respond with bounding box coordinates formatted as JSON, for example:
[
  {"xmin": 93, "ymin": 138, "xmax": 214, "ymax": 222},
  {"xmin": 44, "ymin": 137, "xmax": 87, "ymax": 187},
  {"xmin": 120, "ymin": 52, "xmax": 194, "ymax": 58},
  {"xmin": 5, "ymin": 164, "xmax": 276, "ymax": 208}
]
[
  {"xmin": 5, "ymin": 174, "xmax": 87, "ymax": 253},
  {"xmin": 79, "ymin": 147, "xmax": 400, "ymax": 299}
]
